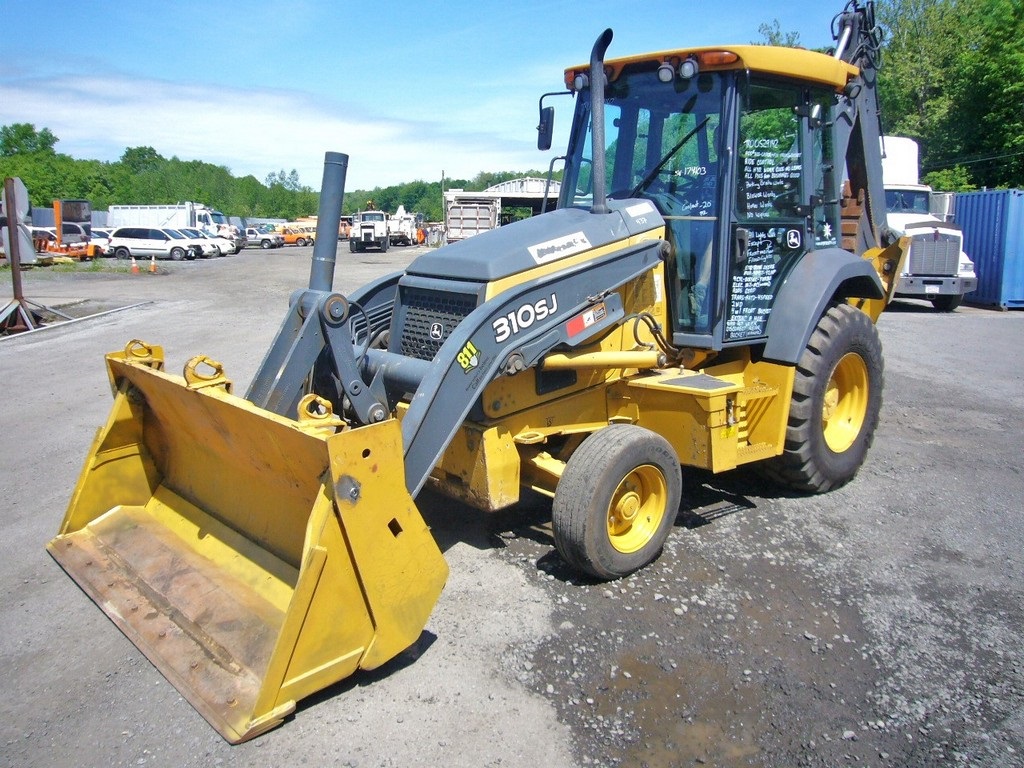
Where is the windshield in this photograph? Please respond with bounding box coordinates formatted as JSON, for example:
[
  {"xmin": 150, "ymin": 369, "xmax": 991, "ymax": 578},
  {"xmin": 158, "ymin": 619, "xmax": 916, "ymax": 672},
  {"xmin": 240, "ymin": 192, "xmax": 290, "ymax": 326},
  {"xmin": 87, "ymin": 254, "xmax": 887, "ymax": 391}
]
[
  {"xmin": 560, "ymin": 67, "xmax": 725, "ymax": 218},
  {"xmin": 361, "ymin": 212, "xmax": 385, "ymax": 222},
  {"xmin": 165, "ymin": 229, "xmax": 187, "ymax": 239},
  {"xmin": 561, "ymin": 67, "xmax": 727, "ymax": 335},
  {"xmin": 885, "ymin": 188, "xmax": 930, "ymax": 214}
]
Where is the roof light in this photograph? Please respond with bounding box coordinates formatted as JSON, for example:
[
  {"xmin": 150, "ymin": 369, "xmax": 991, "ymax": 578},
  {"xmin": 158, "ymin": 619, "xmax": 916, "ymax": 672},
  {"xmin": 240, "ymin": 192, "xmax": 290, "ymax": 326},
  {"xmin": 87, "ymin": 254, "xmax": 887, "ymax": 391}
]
[
  {"xmin": 697, "ymin": 50, "xmax": 740, "ymax": 67},
  {"xmin": 572, "ymin": 72, "xmax": 589, "ymax": 92},
  {"xmin": 678, "ymin": 57, "xmax": 699, "ymax": 79},
  {"xmin": 657, "ymin": 61, "xmax": 675, "ymax": 83}
]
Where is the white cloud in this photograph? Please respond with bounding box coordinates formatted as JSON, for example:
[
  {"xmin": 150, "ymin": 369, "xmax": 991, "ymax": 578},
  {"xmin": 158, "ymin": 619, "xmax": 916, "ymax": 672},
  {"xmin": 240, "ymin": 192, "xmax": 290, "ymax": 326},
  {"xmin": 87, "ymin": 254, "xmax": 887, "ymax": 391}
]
[{"xmin": 0, "ymin": 72, "xmax": 557, "ymax": 193}]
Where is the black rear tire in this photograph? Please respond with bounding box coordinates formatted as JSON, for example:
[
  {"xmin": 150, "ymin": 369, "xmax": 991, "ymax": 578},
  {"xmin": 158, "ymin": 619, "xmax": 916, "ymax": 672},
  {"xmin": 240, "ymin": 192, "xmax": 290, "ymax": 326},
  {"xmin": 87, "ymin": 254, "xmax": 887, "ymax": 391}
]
[
  {"xmin": 759, "ymin": 304, "xmax": 883, "ymax": 493},
  {"xmin": 553, "ymin": 424, "xmax": 681, "ymax": 580}
]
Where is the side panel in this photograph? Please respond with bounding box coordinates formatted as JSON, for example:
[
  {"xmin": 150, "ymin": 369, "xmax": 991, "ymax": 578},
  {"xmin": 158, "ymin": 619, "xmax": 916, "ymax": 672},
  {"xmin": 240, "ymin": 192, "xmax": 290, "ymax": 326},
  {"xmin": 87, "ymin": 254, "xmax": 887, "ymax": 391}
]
[{"xmin": 760, "ymin": 248, "xmax": 882, "ymax": 365}]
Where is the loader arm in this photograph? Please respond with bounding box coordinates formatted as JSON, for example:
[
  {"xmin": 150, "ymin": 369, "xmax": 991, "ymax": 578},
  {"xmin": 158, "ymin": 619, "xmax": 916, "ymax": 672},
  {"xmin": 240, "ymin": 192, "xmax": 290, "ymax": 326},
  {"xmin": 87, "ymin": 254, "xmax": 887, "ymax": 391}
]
[
  {"xmin": 829, "ymin": 0, "xmax": 891, "ymax": 253},
  {"xmin": 363, "ymin": 237, "xmax": 666, "ymax": 496}
]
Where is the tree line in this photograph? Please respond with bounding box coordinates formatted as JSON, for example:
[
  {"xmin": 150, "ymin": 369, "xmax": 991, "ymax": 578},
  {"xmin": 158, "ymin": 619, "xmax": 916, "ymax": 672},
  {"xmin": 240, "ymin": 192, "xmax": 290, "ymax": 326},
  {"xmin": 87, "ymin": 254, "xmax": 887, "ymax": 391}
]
[
  {"xmin": 2, "ymin": 0, "xmax": 1021, "ymax": 222},
  {"xmin": 771, "ymin": 0, "xmax": 1023, "ymax": 190},
  {"xmin": 0, "ymin": 122, "xmax": 547, "ymax": 223}
]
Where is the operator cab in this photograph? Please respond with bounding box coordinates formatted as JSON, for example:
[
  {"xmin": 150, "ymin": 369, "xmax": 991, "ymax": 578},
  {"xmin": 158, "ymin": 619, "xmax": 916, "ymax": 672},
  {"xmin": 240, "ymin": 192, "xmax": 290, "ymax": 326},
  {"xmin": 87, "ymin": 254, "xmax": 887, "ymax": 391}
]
[{"xmin": 557, "ymin": 52, "xmax": 845, "ymax": 351}]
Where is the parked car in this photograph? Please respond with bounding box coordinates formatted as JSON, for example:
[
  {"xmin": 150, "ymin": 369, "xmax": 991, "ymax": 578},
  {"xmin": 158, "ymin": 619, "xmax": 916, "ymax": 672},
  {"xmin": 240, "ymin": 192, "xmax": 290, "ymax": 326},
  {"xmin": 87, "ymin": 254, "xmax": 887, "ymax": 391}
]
[
  {"xmin": 52, "ymin": 222, "xmax": 90, "ymax": 245},
  {"xmin": 90, "ymin": 227, "xmax": 113, "ymax": 256},
  {"xmin": 29, "ymin": 226, "xmax": 56, "ymax": 242},
  {"xmin": 178, "ymin": 227, "xmax": 236, "ymax": 256},
  {"xmin": 107, "ymin": 227, "xmax": 197, "ymax": 261},
  {"xmin": 162, "ymin": 228, "xmax": 218, "ymax": 258},
  {"xmin": 278, "ymin": 226, "xmax": 313, "ymax": 246},
  {"xmin": 245, "ymin": 226, "xmax": 285, "ymax": 249}
]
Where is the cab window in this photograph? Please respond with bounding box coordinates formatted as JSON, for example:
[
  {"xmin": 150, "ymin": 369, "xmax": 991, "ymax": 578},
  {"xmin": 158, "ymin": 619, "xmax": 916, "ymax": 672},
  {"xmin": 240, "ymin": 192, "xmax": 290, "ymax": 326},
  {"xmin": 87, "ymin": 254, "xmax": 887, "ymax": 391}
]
[{"xmin": 725, "ymin": 81, "xmax": 836, "ymax": 341}]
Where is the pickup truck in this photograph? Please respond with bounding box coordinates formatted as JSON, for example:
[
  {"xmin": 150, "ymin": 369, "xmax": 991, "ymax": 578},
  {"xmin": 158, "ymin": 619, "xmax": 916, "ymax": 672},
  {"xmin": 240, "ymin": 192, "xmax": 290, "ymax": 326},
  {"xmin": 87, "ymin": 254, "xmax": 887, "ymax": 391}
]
[
  {"xmin": 245, "ymin": 226, "xmax": 285, "ymax": 249},
  {"xmin": 278, "ymin": 226, "xmax": 313, "ymax": 246}
]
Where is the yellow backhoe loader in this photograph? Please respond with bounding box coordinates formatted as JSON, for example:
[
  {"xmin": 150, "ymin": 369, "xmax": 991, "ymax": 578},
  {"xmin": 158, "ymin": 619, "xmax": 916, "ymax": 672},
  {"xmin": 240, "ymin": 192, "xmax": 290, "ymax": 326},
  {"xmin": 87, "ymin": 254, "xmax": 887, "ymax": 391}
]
[{"xmin": 49, "ymin": 0, "xmax": 905, "ymax": 743}]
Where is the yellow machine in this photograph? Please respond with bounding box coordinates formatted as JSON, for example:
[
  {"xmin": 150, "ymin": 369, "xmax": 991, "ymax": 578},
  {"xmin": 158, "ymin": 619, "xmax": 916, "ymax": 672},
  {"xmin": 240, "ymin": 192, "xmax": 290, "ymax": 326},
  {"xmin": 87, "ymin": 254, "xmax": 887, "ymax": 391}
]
[
  {"xmin": 50, "ymin": 1, "xmax": 904, "ymax": 742},
  {"xmin": 46, "ymin": 199, "xmax": 102, "ymax": 259}
]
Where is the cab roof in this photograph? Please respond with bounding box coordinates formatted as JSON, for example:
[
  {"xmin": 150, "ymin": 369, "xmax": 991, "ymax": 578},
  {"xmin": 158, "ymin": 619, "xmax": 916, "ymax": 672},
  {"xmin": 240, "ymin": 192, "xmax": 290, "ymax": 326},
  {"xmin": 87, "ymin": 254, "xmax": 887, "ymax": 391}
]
[{"xmin": 565, "ymin": 45, "xmax": 859, "ymax": 92}]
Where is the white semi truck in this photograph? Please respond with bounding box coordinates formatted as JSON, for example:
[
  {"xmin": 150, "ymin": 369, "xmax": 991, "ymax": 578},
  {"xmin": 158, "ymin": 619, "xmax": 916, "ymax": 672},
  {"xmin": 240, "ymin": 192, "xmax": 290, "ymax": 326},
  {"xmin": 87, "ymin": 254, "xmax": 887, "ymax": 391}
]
[
  {"xmin": 107, "ymin": 202, "xmax": 243, "ymax": 253},
  {"xmin": 349, "ymin": 209, "xmax": 389, "ymax": 252},
  {"xmin": 882, "ymin": 137, "xmax": 977, "ymax": 311}
]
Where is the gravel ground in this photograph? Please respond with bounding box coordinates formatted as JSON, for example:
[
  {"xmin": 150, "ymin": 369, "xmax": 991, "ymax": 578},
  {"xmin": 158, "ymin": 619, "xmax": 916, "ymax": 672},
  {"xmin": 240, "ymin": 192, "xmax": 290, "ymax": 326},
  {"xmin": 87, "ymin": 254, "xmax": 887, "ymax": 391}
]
[{"xmin": 1, "ymin": 247, "xmax": 1021, "ymax": 767}]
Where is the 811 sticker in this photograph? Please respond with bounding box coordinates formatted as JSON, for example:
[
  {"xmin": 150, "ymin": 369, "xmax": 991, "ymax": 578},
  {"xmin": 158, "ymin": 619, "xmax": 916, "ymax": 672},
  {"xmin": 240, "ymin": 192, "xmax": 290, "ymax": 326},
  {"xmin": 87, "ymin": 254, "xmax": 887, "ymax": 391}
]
[{"xmin": 457, "ymin": 340, "xmax": 480, "ymax": 372}]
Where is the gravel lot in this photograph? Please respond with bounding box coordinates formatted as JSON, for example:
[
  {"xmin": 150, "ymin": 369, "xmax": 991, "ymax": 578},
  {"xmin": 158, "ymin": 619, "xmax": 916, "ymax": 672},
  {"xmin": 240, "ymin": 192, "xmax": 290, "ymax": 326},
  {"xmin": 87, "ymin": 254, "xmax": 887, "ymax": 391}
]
[{"xmin": 2, "ymin": 246, "xmax": 1022, "ymax": 767}]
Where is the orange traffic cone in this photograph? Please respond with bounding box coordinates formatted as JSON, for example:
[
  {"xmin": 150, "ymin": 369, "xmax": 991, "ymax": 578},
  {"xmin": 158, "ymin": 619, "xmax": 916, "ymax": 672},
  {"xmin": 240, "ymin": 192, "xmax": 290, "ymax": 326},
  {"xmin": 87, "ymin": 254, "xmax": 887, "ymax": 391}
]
[
  {"xmin": 149, "ymin": 254, "xmax": 157, "ymax": 274},
  {"xmin": 131, "ymin": 256, "xmax": 139, "ymax": 274}
]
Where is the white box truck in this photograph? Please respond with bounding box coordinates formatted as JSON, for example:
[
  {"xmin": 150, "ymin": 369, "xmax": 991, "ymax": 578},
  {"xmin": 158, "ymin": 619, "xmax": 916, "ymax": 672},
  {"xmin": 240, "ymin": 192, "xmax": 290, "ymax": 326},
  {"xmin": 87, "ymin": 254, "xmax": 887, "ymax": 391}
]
[{"xmin": 107, "ymin": 202, "xmax": 243, "ymax": 253}]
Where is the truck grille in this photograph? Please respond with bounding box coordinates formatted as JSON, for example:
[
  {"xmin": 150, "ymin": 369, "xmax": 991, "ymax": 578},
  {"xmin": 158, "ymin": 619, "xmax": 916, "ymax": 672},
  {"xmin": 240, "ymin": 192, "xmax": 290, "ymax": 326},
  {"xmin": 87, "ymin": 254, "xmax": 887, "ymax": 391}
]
[
  {"xmin": 907, "ymin": 231, "xmax": 961, "ymax": 275},
  {"xmin": 397, "ymin": 287, "xmax": 477, "ymax": 361}
]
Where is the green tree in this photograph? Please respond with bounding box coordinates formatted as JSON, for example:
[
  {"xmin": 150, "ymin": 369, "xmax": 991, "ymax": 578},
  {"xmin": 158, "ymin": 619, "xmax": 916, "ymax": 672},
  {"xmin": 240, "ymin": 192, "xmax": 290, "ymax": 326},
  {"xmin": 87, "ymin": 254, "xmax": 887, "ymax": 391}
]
[
  {"xmin": 120, "ymin": 146, "xmax": 164, "ymax": 174},
  {"xmin": 0, "ymin": 122, "xmax": 566, "ymax": 223},
  {"xmin": 755, "ymin": 20, "xmax": 801, "ymax": 47},
  {"xmin": 951, "ymin": 0, "xmax": 1024, "ymax": 186},
  {"xmin": 922, "ymin": 165, "xmax": 975, "ymax": 191},
  {"xmin": 878, "ymin": 0, "xmax": 1024, "ymax": 187},
  {"xmin": 0, "ymin": 123, "xmax": 58, "ymax": 155},
  {"xmin": 265, "ymin": 169, "xmax": 304, "ymax": 192},
  {"xmin": 877, "ymin": 0, "xmax": 964, "ymax": 157}
]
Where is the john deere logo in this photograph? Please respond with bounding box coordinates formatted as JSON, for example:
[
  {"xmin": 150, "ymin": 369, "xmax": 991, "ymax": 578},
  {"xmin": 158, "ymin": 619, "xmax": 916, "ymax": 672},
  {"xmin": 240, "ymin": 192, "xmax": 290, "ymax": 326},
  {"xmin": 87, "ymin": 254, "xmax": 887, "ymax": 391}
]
[{"xmin": 429, "ymin": 322, "xmax": 444, "ymax": 340}]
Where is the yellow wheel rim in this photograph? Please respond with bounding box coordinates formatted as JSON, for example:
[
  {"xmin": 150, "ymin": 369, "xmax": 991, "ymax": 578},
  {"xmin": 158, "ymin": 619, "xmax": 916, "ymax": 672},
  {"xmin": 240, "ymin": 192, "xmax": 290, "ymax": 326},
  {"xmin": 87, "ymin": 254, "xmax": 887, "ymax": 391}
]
[
  {"xmin": 822, "ymin": 352, "xmax": 869, "ymax": 453},
  {"xmin": 606, "ymin": 464, "xmax": 668, "ymax": 554}
]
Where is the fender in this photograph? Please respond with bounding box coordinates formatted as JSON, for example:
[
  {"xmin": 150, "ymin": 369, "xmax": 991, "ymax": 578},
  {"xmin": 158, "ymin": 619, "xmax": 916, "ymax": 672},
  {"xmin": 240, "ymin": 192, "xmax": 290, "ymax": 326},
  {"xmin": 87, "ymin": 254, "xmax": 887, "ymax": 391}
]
[{"xmin": 762, "ymin": 247, "xmax": 883, "ymax": 365}]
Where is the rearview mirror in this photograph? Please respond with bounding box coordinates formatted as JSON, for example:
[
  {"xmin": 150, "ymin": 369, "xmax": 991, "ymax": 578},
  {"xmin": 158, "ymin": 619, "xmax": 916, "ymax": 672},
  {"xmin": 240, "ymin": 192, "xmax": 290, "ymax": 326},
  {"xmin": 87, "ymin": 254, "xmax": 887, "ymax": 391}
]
[{"xmin": 537, "ymin": 106, "xmax": 554, "ymax": 151}]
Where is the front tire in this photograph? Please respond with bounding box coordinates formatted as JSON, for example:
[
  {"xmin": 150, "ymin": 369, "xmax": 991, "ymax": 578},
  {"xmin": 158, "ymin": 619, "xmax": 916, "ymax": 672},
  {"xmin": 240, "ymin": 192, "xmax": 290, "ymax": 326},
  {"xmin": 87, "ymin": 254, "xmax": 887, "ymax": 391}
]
[
  {"xmin": 169, "ymin": 246, "xmax": 186, "ymax": 261},
  {"xmin": 553, "ymin": 424, "xmax": 681, "ymax": 580},
  {"xmin": 114, "ymin": 246, "xmax": 130, "ymax": 260},
  {"xmin": 931, "ymin": 294, "xmax": 963, "ymax": 312},
  {"xmin": 761, "ymin": 303, "xmax": 883, "ymax": 493},
  {"xmin": 260, "ymin": 239, "xmax": 271, "ymax": 249}
]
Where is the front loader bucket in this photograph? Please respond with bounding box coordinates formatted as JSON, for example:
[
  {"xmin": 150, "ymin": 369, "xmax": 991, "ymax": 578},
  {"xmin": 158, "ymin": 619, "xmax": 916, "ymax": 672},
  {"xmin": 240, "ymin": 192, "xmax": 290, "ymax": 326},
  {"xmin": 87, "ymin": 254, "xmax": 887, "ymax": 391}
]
[{"xmin": 47, "ymin": 342, "xmax": 448, "ymax": 743}]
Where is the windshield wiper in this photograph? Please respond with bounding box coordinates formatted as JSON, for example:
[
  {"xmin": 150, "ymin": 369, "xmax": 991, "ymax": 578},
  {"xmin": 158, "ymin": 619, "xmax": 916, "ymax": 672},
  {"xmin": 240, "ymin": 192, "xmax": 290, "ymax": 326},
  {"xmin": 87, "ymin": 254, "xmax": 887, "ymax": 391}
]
[{"xmin": 630, "ymin": 116, "xmax": 710, "ymax": 197}]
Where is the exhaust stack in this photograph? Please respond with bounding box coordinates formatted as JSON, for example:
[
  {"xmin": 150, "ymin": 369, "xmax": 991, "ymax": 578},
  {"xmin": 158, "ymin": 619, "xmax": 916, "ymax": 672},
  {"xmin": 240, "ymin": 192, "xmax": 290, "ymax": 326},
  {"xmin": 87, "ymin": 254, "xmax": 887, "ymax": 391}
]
[
  {"xmin": 589, "ymin": 29, "xmax": 613, "ymax": 215},
  {"xmin": 308, "ymin": 151, "xmax": 349, "ymax": 291}
]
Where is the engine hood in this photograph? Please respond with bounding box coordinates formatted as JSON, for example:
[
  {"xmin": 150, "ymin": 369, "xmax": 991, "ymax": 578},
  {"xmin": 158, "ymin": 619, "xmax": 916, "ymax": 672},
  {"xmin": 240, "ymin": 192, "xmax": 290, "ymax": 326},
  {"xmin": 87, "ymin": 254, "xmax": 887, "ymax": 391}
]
[
  {"xmin": 408, "ymin": 200, "xmax": 664, "ymax": 283},
  {"xmin": 886, "ymin": 211, "xmax": 953, "ymax": 236}
]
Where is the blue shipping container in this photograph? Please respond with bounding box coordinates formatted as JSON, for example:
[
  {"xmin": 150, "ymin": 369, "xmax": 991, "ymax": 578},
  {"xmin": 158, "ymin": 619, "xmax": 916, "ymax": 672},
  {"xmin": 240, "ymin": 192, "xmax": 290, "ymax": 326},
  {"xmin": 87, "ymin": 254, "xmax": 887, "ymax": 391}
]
[{"xmin": 955, "ymin": 189, "xmax": 1024, "ymax": 309}]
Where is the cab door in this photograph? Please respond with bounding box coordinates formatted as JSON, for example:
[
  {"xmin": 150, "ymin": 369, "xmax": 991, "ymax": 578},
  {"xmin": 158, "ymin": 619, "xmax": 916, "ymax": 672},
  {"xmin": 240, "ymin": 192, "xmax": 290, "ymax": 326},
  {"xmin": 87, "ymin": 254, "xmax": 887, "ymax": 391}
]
[{"xmin": 724, "ymin": 81, "xmax": 839, "ymax": 343}]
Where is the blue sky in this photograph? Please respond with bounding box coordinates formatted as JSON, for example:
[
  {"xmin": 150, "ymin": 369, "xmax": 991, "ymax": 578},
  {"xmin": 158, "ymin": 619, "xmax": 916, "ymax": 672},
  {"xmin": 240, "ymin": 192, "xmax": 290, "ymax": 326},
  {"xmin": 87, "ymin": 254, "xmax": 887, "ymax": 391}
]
[{"xmin": 2, "ymin": 0, "xmax": 844, "ymax": 192}]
